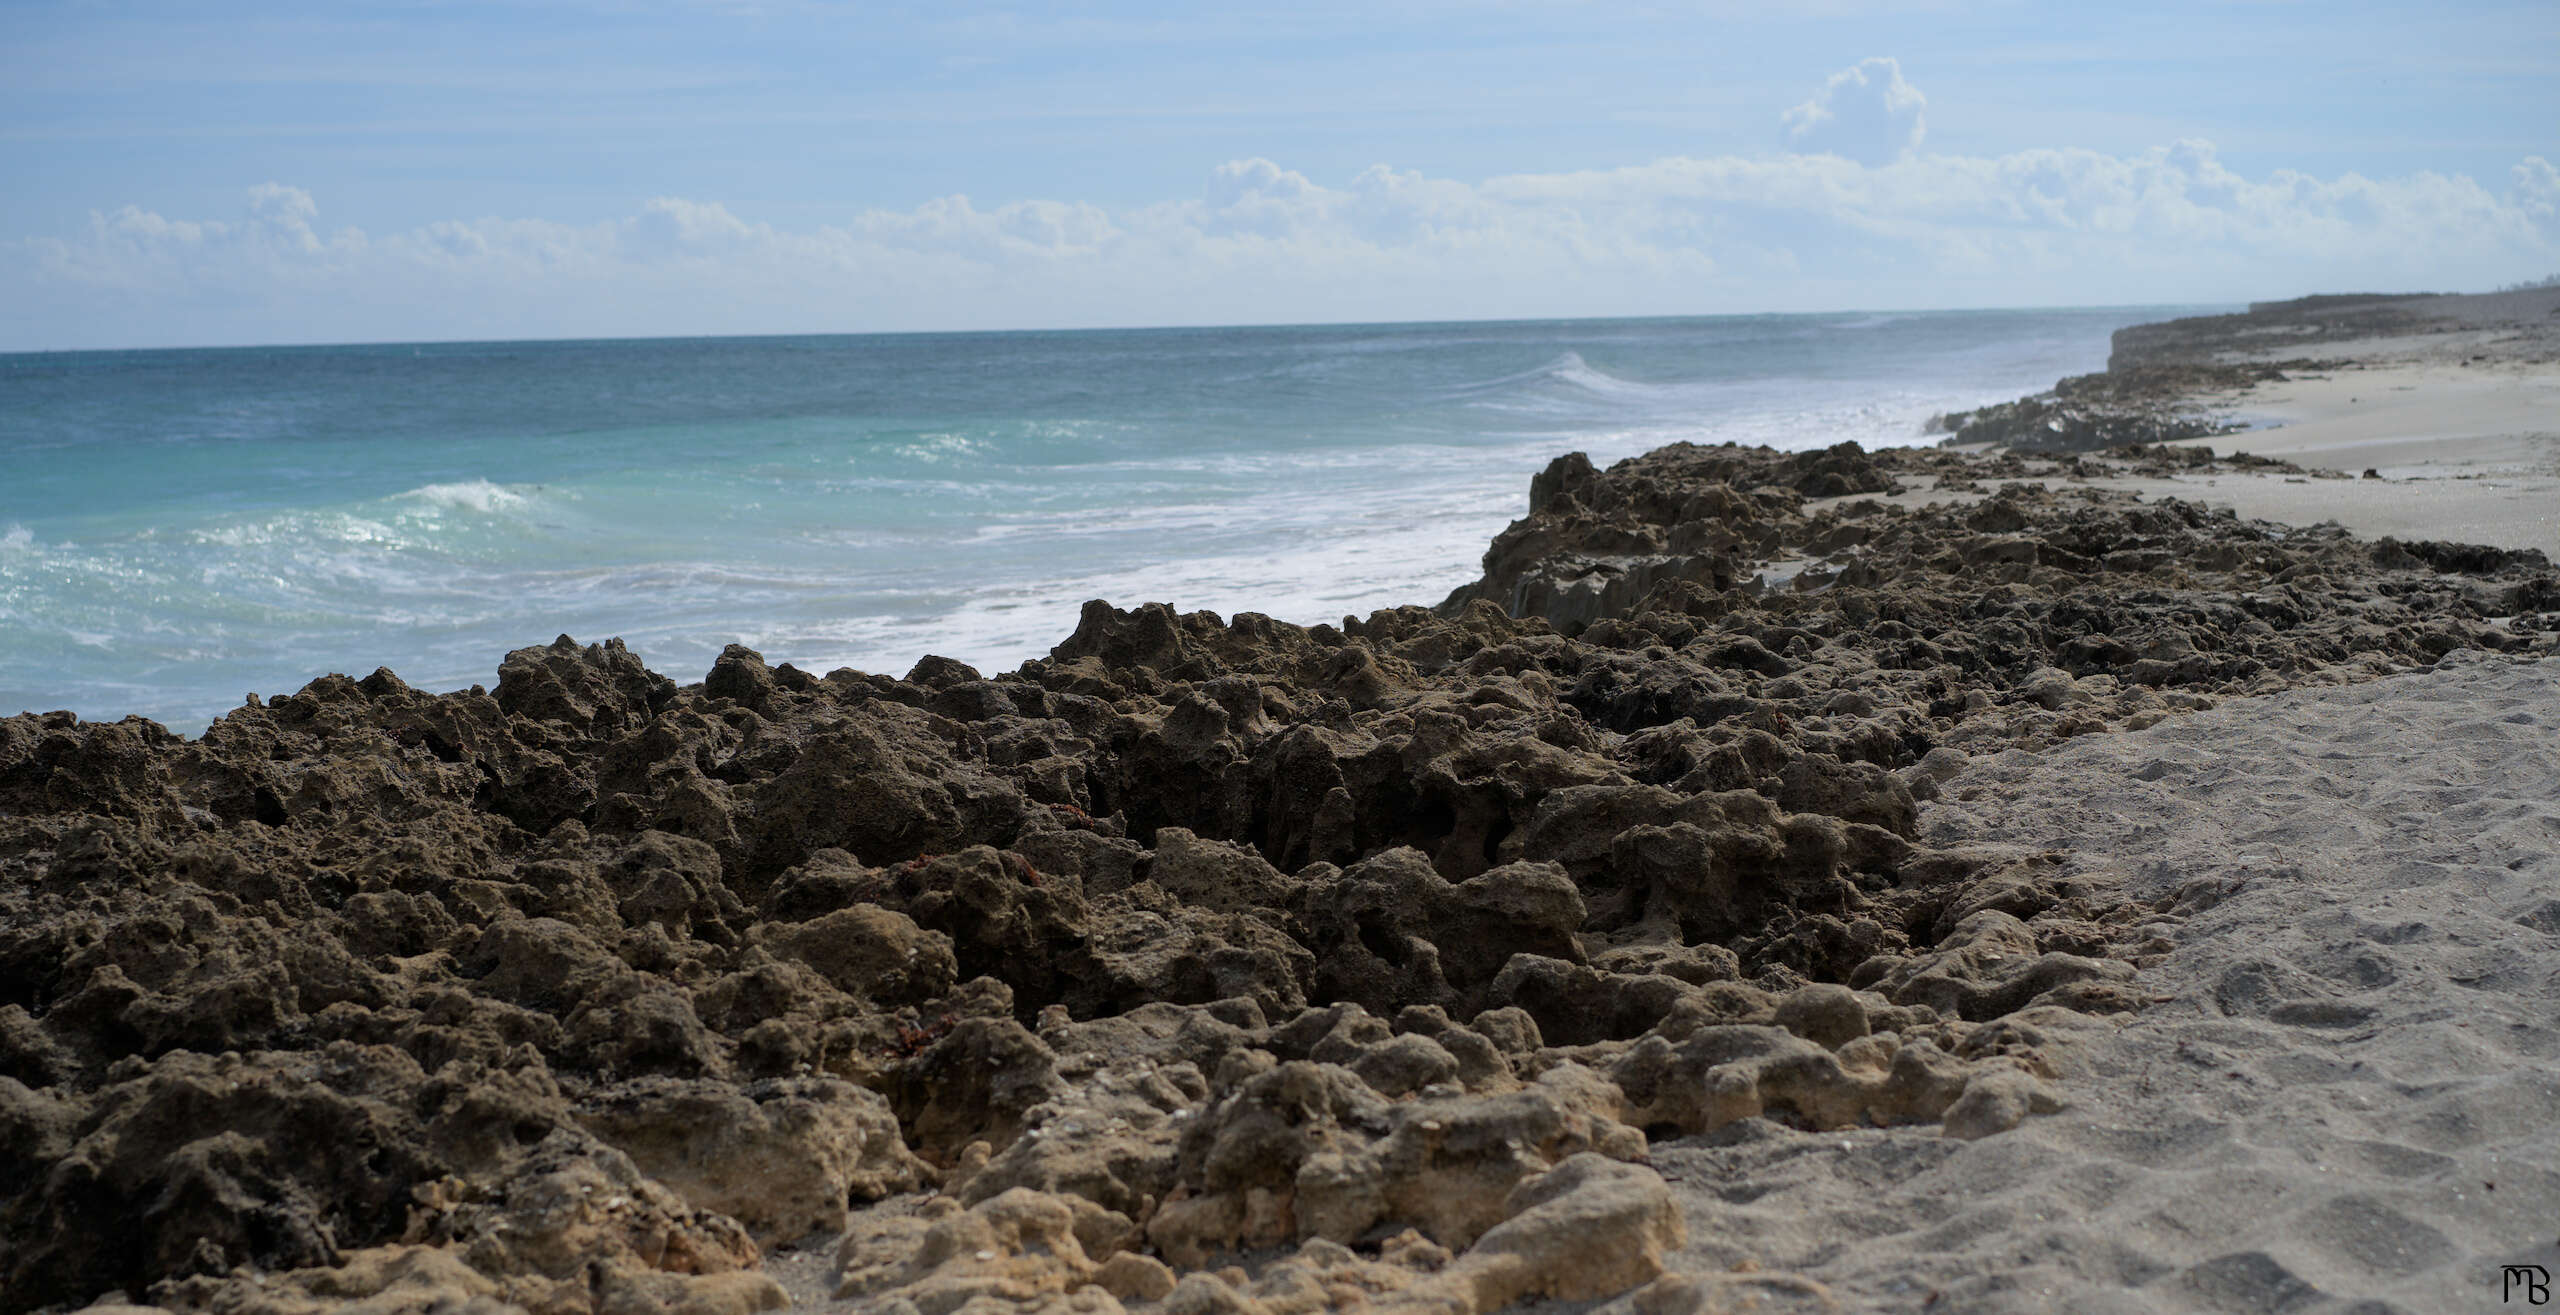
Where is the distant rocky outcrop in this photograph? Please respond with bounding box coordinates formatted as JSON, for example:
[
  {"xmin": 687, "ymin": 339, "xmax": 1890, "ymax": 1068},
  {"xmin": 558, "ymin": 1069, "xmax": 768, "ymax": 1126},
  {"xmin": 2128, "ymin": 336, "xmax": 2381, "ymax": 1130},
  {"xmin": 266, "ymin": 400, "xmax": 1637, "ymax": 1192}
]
[
  {"xmin": 2106, "ymin": 287, "xmax": 2560, "ymax": 369},
  {"xmin": 1937, "ymin": 285, "xmax": 2560, "ymax": 455},
  {"xmin": 1925, "ymin": 362, "xmax": 2304, "ymax": 453}
]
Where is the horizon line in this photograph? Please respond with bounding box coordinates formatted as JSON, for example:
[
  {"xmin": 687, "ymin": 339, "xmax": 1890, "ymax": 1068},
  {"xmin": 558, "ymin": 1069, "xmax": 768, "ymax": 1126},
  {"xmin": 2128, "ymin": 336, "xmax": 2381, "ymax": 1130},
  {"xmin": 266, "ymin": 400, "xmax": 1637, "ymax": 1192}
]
[{"xmin": 0, "ymin": 297, "xmax": 2268, "ymax": 358}]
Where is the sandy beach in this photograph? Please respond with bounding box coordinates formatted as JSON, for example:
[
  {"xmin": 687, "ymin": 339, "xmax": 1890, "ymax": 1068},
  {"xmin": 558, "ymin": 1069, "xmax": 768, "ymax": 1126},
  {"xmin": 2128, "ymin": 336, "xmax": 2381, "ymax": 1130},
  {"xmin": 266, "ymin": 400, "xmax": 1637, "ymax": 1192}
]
[
  {"xmin": 2130, "ymin": 364, "xmax": 2558, "ymax": 564},
  {"xmin": 5, "ymin": 295, "xmax": 2558, "ymax": 1315},
  {"xmin": 1645, "ymin": 652, "xmax": 2560, "ymax": 1312},
  {"xmin": 1647, "ymin": 296, "xmax": 2560, "ymax": 1311},
  {"xmin": 2085, "ymin": 289, "xmax": 2560, "ymax": 562}
]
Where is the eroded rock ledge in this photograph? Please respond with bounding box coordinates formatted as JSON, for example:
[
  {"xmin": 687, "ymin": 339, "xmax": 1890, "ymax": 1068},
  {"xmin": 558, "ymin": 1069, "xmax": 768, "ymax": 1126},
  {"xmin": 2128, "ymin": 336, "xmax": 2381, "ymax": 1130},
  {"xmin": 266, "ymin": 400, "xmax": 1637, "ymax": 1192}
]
[
  {"xmin": 1931, "ymin": 285, "xmax": 2560, "ymax": 453},
  {"xmin": 4, "ymin": 441, "xmax": 2554, "ymax": 1314}
]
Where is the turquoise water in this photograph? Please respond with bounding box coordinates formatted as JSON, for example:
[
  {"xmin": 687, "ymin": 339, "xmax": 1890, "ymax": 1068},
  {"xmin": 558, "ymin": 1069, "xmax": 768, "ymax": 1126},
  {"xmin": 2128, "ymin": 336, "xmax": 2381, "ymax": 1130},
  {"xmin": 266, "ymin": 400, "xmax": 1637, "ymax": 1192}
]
[{"xmin": 0, "ymin": 309, "xmax": 2201, "ymax": 731}]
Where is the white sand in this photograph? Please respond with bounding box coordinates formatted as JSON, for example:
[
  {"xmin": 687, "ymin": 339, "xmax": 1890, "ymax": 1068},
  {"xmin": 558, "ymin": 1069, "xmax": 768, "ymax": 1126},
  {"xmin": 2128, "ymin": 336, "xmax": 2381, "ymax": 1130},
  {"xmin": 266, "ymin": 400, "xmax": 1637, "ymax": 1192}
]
[
  {"xmin": 2092, "ymin": 331, "xmax": 2560, "ymax": 561},
  {"xmin": 1867, "ymin": 357, "xmax": 2560, "ymax": 561},
  {"xmin": 2087, "ymin": 451, "xmax": 2560, "ymax": 566},
  {"xmin": 2210, "ymin": 361, "xmax": 2559, "ymax": 473},
  {"xmin": 1641, "ymin": 652, "xmax": 2560, "ymax": 1313}
]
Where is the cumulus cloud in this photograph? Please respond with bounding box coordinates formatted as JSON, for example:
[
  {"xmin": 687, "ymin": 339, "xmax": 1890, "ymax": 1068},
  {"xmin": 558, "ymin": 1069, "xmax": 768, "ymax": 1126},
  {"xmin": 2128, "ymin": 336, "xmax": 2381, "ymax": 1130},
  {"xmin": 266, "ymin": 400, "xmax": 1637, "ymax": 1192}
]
[
  {"xmin": 7, "ymin": 140, "xmax": 2558, "ymax": 350},
  {"xmin": 626, "ymin": 197, "xmax": 760, "ymax": 256},
  {"xmin": 25, "ymin": 183, "xmax": 369, "ymax": 296},
  {"xmin": 2516, "ymin": 156, "xmax": 2560, "ymax": 227},
  {"xmin": 1783, "ymin": 57, "xmax": 1927, "ymax": 166}
]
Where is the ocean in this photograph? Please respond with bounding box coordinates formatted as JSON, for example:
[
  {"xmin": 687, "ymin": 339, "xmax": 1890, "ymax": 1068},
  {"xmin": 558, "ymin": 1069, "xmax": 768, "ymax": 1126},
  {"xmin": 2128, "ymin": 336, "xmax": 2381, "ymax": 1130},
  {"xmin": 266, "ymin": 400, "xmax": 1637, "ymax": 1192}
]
[{"xmin": 0, "ymin": 308, "xmax": 2205, "ymax": 732}]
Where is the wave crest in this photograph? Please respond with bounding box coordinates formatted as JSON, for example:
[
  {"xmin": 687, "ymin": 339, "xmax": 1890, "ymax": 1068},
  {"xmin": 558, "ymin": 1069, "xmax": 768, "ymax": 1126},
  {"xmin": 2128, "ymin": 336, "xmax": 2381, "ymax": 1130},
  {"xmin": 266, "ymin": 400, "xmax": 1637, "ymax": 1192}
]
[
  {"xmin": 396, "ymin": 479, "xmax": 534, "ymax": 514},
  {"xmin": 1455, "ymin": 351, "xmax": 1642, "ymax": 395},
  {"xmin": 1451, "ymin": 352, "xmax": 1710, "ymax": 418}
]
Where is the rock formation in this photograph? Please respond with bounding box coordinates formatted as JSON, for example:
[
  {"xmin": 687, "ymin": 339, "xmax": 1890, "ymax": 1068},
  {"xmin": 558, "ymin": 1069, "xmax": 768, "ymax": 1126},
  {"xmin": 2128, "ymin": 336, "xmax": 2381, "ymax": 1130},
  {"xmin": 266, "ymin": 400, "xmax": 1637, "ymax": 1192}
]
[{"xmin": 4, "ymin": 440, "xmax": 2553, "ymax": 1312}]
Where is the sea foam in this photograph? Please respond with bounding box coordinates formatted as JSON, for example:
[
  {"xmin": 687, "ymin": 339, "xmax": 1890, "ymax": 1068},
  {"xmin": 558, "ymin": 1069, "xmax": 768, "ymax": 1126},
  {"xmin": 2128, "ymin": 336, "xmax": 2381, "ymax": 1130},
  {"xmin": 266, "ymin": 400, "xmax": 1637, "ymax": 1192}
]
[
  {"xmin": 0, "ymin": 307, "xmax": 2196, "ymax": 731},
  {"xmin": 396, "ymin": 479, "xmax": 536, "ymax": 514}
]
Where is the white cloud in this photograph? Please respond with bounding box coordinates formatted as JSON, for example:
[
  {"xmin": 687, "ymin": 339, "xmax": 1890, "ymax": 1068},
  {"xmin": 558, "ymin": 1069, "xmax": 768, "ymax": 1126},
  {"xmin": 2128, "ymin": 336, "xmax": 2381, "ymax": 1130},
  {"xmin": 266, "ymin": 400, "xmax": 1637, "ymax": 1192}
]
[
  {"xmin": 626, "ymin": 197, "xmax": 761, "ymax": 255},
  {"xmin": 7, "ymin": 140, "xmax": 2558, "ymax": 350},
  {"xmin": 2516, "ymin": 155, "xmax": 2560, "ymax": 227},
  {"xmin": 1783, "ymin": 57, "xmax": 1926, "ymax": 166}
]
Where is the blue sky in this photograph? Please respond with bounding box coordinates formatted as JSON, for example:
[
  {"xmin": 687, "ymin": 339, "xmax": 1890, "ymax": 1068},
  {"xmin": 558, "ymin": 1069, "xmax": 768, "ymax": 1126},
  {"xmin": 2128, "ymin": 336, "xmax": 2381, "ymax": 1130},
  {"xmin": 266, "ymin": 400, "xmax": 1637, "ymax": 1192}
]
[{"xmin": 3, "ymin": 0, "xmax": 2555, "ymax": 349}]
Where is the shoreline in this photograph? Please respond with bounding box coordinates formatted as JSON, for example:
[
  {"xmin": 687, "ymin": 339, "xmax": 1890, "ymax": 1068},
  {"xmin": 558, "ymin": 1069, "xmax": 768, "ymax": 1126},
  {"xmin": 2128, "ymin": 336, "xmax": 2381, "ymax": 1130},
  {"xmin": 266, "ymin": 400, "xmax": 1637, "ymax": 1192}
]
[
  {"xmin": 1, "ymin": 306, "xmax": 2160, "ymax": 736},
  {"xmin": 1935, "ymin": 285, "xmax": 2560, "ymax": 563},
  {"xmin": 5, "ymin": 300, "xmax": 2559, "ymax": 1314}
]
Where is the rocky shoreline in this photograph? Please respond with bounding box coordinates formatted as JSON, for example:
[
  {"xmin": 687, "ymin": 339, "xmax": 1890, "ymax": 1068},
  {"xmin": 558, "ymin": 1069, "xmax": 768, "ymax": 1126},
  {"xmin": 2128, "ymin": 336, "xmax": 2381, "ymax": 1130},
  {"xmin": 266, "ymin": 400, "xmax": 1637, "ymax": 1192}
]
[
  {"xmin": 1929, "ymin": 286, "xmax": 2560, "ymax": 454},
  {"xmin": 5, "ymin": 431, "xmax": 2557, "ymax": 1313},
  {"xmin": 1923, "ymin": 360, "xmax": 2289, "ymax": 452}
]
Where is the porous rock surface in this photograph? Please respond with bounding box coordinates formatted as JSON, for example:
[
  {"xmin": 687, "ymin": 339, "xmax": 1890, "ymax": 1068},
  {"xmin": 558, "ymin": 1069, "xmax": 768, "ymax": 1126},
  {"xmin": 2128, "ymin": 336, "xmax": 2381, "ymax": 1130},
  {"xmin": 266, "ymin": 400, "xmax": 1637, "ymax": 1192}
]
[
  {"xmin": 1922, "ymin": 362, "xmax": 2300, "ymax": 452},
  {"xmin": 3, "ymin": 441, "xmax": 2554, "ymax": 1313}
]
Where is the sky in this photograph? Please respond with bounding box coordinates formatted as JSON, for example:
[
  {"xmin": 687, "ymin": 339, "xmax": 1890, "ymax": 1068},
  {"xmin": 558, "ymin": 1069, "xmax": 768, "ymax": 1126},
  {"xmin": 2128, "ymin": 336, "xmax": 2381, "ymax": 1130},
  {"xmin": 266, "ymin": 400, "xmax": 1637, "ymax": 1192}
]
[{"xmin": 1, "ymin": 0, "xmax": 2555, "ymax": 350}]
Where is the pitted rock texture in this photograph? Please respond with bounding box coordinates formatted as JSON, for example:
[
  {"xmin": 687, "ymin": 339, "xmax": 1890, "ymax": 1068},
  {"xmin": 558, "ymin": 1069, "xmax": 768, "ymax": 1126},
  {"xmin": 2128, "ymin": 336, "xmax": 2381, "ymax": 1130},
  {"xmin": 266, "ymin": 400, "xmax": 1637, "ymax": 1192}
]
[
  {"xmin": 1923, "ymin": 362, "xmax": 2293, "ymax": 453},
  {"xmin": 3, "ymin": 441, "xmax": 2552, "ymax": 1312}
]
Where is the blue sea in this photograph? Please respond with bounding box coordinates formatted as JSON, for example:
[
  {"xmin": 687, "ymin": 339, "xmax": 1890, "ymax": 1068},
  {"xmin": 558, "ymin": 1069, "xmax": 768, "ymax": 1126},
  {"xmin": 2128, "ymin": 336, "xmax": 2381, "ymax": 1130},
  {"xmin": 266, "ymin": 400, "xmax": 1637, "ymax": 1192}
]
[{"xmin": 1, "ymin": 308, "xmax": 2204, "ymax": 732}]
